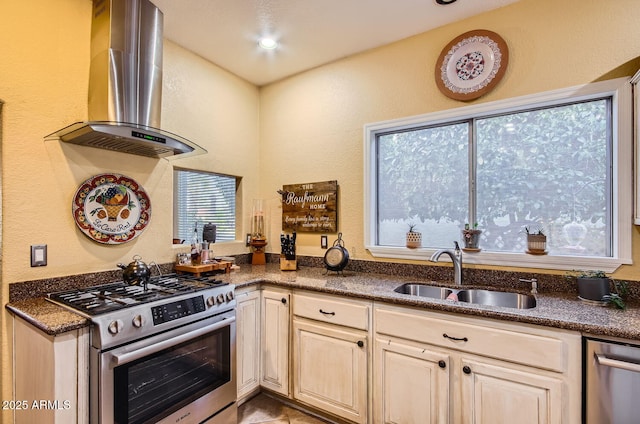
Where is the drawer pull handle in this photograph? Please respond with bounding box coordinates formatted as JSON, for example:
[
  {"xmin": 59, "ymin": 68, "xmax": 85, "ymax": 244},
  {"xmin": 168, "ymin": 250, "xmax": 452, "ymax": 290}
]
[
  {"xmin": 319, "ymin": 309, "xmax": 336, "ymax": 316},
  {"xmin": 443, "ymin": 333, "xmax": 468, "ymax": 342}
]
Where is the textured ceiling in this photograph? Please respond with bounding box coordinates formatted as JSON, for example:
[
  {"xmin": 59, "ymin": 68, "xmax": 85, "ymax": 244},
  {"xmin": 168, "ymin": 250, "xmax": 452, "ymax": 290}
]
[{"xmin": 152, "ymin": 0, "xmax": 521, "ymax": 86}]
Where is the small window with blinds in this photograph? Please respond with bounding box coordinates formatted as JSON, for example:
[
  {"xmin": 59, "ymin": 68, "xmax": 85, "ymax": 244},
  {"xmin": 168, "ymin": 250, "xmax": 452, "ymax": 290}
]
[{"xmin": 174, "ymin": 169, "xmax": 237, "ymax": 243}]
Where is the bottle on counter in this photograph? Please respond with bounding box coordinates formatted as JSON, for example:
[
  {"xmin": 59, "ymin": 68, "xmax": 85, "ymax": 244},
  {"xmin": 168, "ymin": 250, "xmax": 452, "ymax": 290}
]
[{"xmin": 191, "ymin": 222, "xmax": 201, "ymax": 264}]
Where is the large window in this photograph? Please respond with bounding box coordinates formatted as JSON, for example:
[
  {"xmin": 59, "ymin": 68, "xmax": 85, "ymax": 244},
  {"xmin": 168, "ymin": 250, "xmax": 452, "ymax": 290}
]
[
  {"xmin": 174, "ymin": 169, "xmax": 237, "ymax": 243},
  {"xmin": 365, "ymin": 78, "xmax": 632, "ymax": 272}
]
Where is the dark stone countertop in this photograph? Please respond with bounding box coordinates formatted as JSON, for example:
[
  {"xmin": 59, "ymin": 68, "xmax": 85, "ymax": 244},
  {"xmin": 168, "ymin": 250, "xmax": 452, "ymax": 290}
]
[
  {"xmin": 6, "ymin": 297, "xmax": 89, "ymax": 335},
  {"xmin": 6, "ymin": 264, "xmax": 640, "ymax": 340}
]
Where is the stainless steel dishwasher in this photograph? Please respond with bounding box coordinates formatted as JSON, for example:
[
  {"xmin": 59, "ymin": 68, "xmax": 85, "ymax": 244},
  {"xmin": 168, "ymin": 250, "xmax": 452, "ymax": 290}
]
[{"xmin": 585, "ymin": 337, "xmax": 640, "ymax": 423}]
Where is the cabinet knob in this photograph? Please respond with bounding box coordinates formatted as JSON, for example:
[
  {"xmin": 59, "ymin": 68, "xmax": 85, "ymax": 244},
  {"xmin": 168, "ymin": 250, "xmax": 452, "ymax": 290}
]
[
  {"xmin": 463, "ymin": 365, "xmax": 472, "ymax": 374},
  {"xmin": 438, "ymin": 360, "xmax": 446, "ymax": 369},
  {"xmin": 357, "ymin": 340, "xmax": 364, "ymax": 348},
  {"xmin": 281, "ymin": 297, "xmax": 287, "ymax": 304}
]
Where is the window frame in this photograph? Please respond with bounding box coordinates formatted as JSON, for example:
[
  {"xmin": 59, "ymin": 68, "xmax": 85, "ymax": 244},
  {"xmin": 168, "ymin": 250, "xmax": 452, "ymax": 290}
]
[
  {"xmin": 364, "ymin": 78, "xmax": 632, "ymax": 272},
  {"xmin": 173, "ymin": 168, "xmax": 241, "ymax": 246}
]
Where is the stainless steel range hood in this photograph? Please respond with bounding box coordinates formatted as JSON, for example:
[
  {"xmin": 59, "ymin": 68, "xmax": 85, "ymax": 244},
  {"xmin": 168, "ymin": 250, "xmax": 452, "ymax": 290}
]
[{"xmin": 47, "ymin": 0, "xmax": 206, "ymax": 159}]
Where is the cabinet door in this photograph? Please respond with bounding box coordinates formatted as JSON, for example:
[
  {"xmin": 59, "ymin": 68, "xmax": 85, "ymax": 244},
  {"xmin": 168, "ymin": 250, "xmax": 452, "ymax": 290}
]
[
  {"xmin": 260, "ymin": 288, "xmax": 290, "ymax": 396},
  {"xmin": 374, "ymin": 337, "xmax": 450, "ymax": 424},
  {"xmin": 293, "ymin": 319, "xmax": 367, "ymax": 424},
  {"xmin": 459, "ymin": 358, "xmax": 562, "ymax": 424},
  {"xmin": 236, "ymin": 289, "xmax": 261, "ymax": 400},
  {"xmin": 13, "ymin": 316, "xmax": 89, "ymax": 424}
]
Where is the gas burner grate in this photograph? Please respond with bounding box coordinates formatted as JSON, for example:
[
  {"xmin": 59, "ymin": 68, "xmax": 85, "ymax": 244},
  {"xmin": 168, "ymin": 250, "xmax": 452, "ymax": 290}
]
[{"xmin": 48, "ymin": 274, "xmax": 227, "ymax": 316}]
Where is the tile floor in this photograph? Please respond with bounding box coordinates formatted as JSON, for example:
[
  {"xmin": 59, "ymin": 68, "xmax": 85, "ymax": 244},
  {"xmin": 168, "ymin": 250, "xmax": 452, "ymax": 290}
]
[{"xmin": 238, "ymin": 393, "xmax": 332, "ymax": 424}]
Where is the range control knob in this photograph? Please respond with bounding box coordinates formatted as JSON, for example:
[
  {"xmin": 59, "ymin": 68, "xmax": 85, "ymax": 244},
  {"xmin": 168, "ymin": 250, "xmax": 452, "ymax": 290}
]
[
  {"xmin": 108, "ymin": 319, "xmax": 124, "ymax": 335},
  {"xmin": 217, "ymin": 294, "xmax": 226, "ymax": 304},
  {"xmin": 206, "ymin": 296, "xmax": 216, "ymax": 307},
  {"xmin": 132, "ymin": 315, "xmax": 144, "ymax": 328},
  {"xmin": 226, "ymin": 291, "xmax": 235, "ymax": 301}
]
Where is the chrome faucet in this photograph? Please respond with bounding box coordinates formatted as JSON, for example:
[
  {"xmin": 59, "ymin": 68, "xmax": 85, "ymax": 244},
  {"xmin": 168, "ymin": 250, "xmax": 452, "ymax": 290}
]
[
  {"xmin": 519, "ymin": 278, "xmax": 538, "ymax": 295},
  {"xmin": 429, "ymin": 241, "xmax": 463, "ymax": 285}
]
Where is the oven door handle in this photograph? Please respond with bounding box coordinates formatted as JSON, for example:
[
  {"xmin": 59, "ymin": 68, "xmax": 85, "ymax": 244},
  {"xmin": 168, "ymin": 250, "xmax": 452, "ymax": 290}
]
[
  {"xmin": 110, "ymin": 316, "xmax": 235, "ymax": 366},
  {"xmin": 595, "ymin": 353, "xmax": 640, "ymax": 373}
]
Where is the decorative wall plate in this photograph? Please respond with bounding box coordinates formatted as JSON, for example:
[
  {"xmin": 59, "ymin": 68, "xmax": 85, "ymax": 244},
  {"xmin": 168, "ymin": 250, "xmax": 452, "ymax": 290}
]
[
  {"xmin": 72, "ymin": 173, "xmax": 151, "ymax": 244},
  {"xmin": 435, "ymin": 29, "xmax": 509, "ymax": 101}
]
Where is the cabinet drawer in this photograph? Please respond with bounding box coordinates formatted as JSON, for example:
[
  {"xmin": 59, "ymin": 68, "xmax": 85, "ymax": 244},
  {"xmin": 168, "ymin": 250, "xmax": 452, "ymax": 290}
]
[
  {"xmin": 293, "ymin": 292, "xmax": 370, "ymax": 330},
  {"xmin": 375, "ymin": 306, "xmax": 567, "ymax": 372}
]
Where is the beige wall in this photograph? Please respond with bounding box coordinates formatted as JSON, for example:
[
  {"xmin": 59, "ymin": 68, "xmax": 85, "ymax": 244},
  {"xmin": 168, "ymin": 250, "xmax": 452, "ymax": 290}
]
[
  {"xmin": 2, "ymin": 0, "xmax": 640, "ymax": 417},
  {"xmin": 259, "ymin": 0, "xmax": 640, "ymax": 277},
  {"xmin": 0, "ymin": 0, "xmax": 260, "ymax": 413}
]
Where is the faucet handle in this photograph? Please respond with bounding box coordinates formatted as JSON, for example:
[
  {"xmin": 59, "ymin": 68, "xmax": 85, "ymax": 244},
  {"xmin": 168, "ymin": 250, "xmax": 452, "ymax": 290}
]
[{"xmin": 519, "ymin": 278, "xmax": 538, "ymax": 294}]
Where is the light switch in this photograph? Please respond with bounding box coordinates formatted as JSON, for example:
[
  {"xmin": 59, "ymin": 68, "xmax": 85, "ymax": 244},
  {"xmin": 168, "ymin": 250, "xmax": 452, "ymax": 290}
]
[{"xmin": 31, "ymin": 244, "xmax": 47, "ymax": 267}]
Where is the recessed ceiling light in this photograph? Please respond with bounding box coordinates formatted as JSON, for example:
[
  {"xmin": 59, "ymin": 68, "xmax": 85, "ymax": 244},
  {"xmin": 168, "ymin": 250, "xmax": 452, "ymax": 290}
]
[{"xmin": 258, "ymin": 37, "xmax": 278, "ymax": 50}]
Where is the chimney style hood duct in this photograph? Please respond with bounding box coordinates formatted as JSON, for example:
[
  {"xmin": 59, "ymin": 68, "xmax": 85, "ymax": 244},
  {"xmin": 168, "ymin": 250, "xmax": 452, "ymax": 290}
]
[{"xmin": 47, "ymin": 0, "xmax": 206, "ymax": 158}]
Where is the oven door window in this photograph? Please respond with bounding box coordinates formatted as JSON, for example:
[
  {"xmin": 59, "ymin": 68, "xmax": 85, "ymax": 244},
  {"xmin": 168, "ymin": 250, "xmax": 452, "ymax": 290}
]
[{"xmin": 113, "ymin": 325, "xmax": 231, "ymax": 424}]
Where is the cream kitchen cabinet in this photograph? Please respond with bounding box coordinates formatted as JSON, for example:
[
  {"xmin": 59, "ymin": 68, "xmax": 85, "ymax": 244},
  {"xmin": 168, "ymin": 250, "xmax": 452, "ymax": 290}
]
[
  {"xmin": 236, "ymin": 286, "xmax": 261, "ymax": 401},
  {"xmin": 12, "ymin": 315, "xmax": 89, "ymax": 424},
  {"xmin": 374, "ymin": 304, "xmax": 581, "ymax": 424},
  {"xmin": 458, "ymin": 355, "xmax": 564, "ymax": 423},
  {"xmin": 375, "ymin": 335, "xmax": 451, "ymax": 423},
  {"xmin": 292, "ymin": 291, "xmax": 371, "ymax": 424},
  {"xmin": 632, "ymin": 69, "xmax": 640, "ymax": 225},
  {"xmin": 260, "ymin": 286, "xmax": 291, "ymax": 396}
]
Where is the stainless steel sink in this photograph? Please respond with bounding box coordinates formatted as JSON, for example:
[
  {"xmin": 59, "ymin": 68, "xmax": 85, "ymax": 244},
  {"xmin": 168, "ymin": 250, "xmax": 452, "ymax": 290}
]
[
  {"xmin": 456, "ymin": 289, "xmax": 536, "ymax": 309},
  {"xmin": 393, "ymin": 283, "xmax": 536, "ymax": 309},
  {"xmin": 394, "ymin": 283, "xmax": 453, "ymax": 299}
]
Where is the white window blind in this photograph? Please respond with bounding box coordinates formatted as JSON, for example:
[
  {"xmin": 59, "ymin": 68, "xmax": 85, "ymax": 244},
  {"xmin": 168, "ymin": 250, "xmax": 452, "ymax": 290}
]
[{"xmin": 174, "ymin": 170, "xmax": 237, "ymax": 243}]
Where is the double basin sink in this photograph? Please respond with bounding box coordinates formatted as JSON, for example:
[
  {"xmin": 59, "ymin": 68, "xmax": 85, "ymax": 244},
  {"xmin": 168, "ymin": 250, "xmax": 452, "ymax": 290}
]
[{"xmin": 394, "ymin": 283, "xmax": 536, "ymax": 309}]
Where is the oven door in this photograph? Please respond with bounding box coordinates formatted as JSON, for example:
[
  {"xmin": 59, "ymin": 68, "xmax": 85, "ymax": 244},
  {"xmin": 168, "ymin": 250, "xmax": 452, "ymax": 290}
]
[{"xmin": 92, "ymin": 310, "xmax": 236, "ymax": 424}]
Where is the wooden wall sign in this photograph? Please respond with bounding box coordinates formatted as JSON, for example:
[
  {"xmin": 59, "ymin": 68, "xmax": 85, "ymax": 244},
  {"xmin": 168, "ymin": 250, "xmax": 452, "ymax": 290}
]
[{"xmin": 280, "ymin": 180, "xmax": 338, "ymax": 233}]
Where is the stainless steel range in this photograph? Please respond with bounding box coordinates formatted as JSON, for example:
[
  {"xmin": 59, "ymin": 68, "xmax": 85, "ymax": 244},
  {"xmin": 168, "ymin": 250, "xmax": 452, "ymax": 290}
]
[{"xmin": 48, "ymin": 274, "xmax": 237, "ymax": 424}]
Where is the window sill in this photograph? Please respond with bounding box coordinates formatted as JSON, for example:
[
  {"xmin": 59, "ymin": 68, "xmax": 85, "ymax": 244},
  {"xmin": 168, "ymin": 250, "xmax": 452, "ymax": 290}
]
[
  {"xmin": 366, "ymin": 245, "xmax": 629, "ymax": 273},
  {"xmin": 172, "ymin": 240, "xmax": 248, "ymax": 252}
]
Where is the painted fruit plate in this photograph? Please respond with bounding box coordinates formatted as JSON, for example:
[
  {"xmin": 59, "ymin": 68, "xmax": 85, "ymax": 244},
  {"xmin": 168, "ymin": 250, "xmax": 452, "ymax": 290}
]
[{"xmin": 72, "ymin": 173, "xmax": 151, "ymax": 244}]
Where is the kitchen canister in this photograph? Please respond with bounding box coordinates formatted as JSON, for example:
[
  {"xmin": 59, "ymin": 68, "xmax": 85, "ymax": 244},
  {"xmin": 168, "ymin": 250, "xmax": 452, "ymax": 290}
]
[{"xmin": 200, "ymin": 243, "xmax": 210, "ymax": 263}]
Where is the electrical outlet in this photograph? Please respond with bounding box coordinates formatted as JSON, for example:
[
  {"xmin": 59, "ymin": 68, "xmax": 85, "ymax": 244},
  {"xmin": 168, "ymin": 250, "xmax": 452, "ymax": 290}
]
[
  {"xmin": 321, "ymin": 235, "xmax": 328, "ymax": 249},
  {"xmin": 31, "ymin": 244, "xmax": 47, "ymax": 267}
]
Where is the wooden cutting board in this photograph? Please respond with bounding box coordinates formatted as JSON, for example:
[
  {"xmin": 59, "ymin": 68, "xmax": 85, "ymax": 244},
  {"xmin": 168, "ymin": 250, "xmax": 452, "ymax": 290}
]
[{"xmin": 174, "ymin": 260, "xmax": 232, "ymax": 277}]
